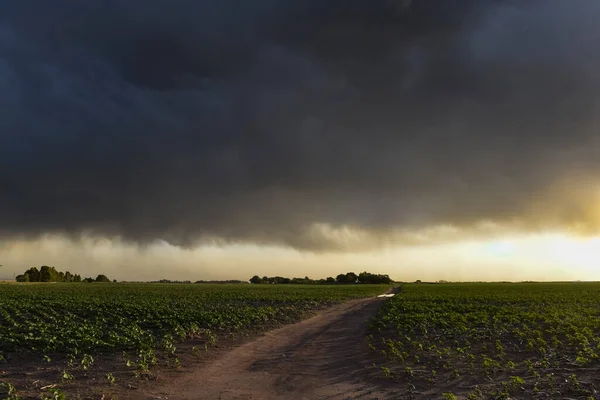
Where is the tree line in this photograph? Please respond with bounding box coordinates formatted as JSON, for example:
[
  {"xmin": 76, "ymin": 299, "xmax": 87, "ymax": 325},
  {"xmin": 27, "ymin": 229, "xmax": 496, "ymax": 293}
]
[
  {"xmin": 149, "ymin": 279, "xmax": 249, "ymax": 284},
  {"xmin": 250, "ymin": 271, "xmax": 393, "ymax": 285},
  {"xmin": 15, "ymin": 266, "xmax": 112, "ymax": 283}
]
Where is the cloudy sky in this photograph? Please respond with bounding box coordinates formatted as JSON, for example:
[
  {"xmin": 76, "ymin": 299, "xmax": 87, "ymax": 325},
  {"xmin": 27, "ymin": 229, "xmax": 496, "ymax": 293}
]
[{"xmin": 1, "ymin": 0, "xmax": 600, "ymax": 281}]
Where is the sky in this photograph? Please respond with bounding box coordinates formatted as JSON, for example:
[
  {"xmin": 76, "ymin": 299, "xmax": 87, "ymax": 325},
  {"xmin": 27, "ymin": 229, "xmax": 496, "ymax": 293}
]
[{"xmin": 1, "ymin": 0, "xmax": 600, "ymax": 281}]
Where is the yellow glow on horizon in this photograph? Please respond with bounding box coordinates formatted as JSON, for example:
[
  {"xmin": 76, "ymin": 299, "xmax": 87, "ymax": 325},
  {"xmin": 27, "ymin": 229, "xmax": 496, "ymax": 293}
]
[
  {"xmin": 471, "ymin": 233, "xmax": 600, "ymax": 260},
  {"xmin": 1, "ymin": 232, "xmax": 600, "ymax": 282},
  {"xmin": 484, "ymin": 241, "xmax": 516, "ymax": 258},
  {"xmin": 475, "ymin": 233, "xmax": 600, "ymax": 280},
  {"xmin": 544, "ymin": 235, "xmax": 600, "ymax": 270}
]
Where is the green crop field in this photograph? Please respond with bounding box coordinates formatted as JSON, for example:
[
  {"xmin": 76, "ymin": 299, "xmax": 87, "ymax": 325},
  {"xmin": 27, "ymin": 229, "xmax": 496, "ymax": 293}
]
[
  {"xmin": 0, "ymin": 283, "xmax": 386, "ymax": 357},
  {"xmin": 0, "ymin": 283, "xmax": 388, "ymax": 398},
  {"xmin": 369, "ymin": 282, "xmax": 600, "ymax": 399}
]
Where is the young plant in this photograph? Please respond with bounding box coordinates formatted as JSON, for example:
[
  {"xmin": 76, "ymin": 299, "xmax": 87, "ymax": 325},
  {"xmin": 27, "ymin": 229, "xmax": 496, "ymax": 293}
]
[
  {"xmin": 106, "ymin": 372, "xmax": 116, "ymax": 385},
  {"xmin": 380, "ymin": 366, "xmax": 393, "ymax": 378},
  {"xmin": 0, "ymin": 382, "xmax": 20, "ymax": 400},
  {"xmin": 61, "ymin": 370, "xmax": 75, "ymax": 381},
  {"xmin": 42, "ymin": 388, "xmax": 66, "ymax": 400},
  {"xmin": 80, "ymin": 354, "xmax": 94, "ymax": 371}
]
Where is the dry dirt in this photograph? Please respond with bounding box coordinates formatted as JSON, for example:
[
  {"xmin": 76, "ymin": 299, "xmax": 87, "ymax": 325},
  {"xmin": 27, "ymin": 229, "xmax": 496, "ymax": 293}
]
[{"xmin": 128, "ymin": 296, "xmax": 399, "ymax": 400}]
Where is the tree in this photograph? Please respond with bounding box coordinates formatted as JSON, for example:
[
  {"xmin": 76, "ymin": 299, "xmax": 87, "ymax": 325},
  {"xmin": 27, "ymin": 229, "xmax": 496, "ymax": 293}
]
[
  {"xmin": 95, "ymin": 274, "xmax": 111, "ymax": 283},
  {"xmin": 39, "ymin": 266, "xmax": 62, "ymax": 282},
  {"xmin": 336, "ymin": 272, "xmax": 358, "ymax": 284},
  {"xmin": 357, "ymin": 271, "xmax": 393, "ymax": 284},
  {"xmin": 291, "ymin": 276, "xmax": 313, "ymax": 284},
  {"xmin": 249, "ymin": 271, "xmax": 389, "ymax": 285},
  {"xmin": 39, "ymin": 265, "xmax": 52, "ymax": 282},
  {"xmin": 23, "ymin": 267, "xmax": 40, "ymax": 282},
  {"xmin": 14, "ymin": 267, "xmax": 99, "ymax": 283}
]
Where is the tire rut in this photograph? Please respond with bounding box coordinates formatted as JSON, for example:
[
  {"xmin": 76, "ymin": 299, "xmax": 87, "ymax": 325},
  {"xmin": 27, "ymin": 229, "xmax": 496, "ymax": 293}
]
[{"xmin": 147, "ymin": 296, "xmax": 395, "ymax": 400}]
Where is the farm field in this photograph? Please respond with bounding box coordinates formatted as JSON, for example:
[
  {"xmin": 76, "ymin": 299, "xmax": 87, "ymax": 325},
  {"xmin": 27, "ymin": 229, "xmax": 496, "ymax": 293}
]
[
  {"xmin": 0, "ymin": 283, "xmax": 388, "ymax": 399},
  {"xmin": 368, "ymin": 283, "xmax": 600, "ymax": 399},
  {"xmin": 3, "ymin": 282, "xmax": 600, "ymax": 399}
]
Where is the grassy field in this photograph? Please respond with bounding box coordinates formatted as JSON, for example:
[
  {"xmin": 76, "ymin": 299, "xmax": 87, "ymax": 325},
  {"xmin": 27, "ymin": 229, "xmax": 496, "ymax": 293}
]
[{"xmin": 369, "ymin": 282, "xmax": 600, "ymax": 399}]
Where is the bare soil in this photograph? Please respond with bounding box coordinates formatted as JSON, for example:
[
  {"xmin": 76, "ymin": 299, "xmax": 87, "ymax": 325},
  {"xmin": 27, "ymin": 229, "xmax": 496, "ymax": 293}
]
[
  {"xmin": 124, "ymin": 297, "xmax": 398, "ymax": 400},
  {"xmin": 4, "ymin": 293, "xmax": 417, "ymax": 400}
]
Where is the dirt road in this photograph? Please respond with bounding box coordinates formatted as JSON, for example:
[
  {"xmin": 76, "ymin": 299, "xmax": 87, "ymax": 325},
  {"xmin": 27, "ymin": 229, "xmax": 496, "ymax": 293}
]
[{"xmin": 147, "ymin": 297, "xmax": 395, "ymax": 400}]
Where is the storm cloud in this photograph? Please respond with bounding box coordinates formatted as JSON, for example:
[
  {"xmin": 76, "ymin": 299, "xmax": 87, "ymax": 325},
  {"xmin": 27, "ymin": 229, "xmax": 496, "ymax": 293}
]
[{"xmin": 1, "ymin": 0, "xmax": 600, "ymax": 250}]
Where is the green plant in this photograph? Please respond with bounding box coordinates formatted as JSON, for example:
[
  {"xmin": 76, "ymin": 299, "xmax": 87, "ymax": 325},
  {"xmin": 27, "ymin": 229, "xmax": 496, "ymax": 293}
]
[
  {"xmin": 380, "ymin": 366, "xmax": 392, "ymax": 378},
  {"xmin": 61, "ymin": 370, "xmax": 75, "ymax": 381},
  {"xmin": 429, "ymin": 369, "xmax": 437, "ymax": 383},
  {"xmin": 66, "ymin": 354, "xmax": 76, "ymax": 368},
  {"xmin": 41, "ymin": 388, "xmax": 66, "ymax": 400},
  {"xmin": 0, "ymin": 382, "xmax": 20, "ymax": 400},
  {"xmin": 452, "ymin": 369, "xmax": 460, "ymax": 379},
  {"xmin": 80, "ymin": 354, "xmax": 94, "ymax": 371},
  {"xmin": 509, "ymin": 375, "xmax": 525, "ymax": 391},
  {"xmin": 568, "ymin": 373, "xmax": 581, "ymax": 391},
  {"xmin": 192, "ymin": 346, "xmax": 201, "ymax": 357}
]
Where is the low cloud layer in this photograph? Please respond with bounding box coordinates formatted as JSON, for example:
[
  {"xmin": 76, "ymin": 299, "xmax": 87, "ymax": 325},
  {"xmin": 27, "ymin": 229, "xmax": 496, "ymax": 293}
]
[
  {"xmin": 1, "ymin": 0, "xmax": 600, "ymax": 250},
  {"xmin": 1, "ymin": 234, "xmax": 598, "ymax": 282}
]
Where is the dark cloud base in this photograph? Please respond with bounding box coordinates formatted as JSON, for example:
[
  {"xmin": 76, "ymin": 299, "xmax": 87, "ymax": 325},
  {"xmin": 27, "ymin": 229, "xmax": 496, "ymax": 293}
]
[{"xmin": 1, "ymin": 0, "xmax": 600, "ymax": 249}]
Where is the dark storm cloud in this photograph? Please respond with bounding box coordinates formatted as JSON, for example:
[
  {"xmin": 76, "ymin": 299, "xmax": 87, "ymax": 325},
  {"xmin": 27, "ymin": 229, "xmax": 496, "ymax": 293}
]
[{"xmin": 1, "ymin": 0, "xmax": 600, "ymax": 249}]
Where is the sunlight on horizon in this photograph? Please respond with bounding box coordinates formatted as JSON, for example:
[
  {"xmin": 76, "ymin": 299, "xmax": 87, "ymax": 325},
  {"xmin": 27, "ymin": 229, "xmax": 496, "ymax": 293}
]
[
  {"xmin": 1, "ymin": 232, "xmax": 599, "ymax": 282},
  {"xmin": 485, "ymin": 234, "xmax": 600, "ymax": 272}
]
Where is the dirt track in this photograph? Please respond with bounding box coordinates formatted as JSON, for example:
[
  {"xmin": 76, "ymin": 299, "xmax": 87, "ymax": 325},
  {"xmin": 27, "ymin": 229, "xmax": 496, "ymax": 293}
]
[{"xmin": 146, "ymin": 297, "xmax": 394, "ymax": 400}]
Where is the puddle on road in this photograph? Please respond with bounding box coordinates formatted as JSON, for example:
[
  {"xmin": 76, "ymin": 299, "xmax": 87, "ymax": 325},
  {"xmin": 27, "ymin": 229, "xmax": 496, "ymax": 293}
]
[{"xmin": 377, "ymin": 294, "xmax": 395, "ymax": 298}]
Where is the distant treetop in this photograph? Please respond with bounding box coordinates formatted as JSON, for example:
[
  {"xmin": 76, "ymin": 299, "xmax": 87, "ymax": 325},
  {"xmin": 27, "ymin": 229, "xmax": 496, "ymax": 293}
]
[
  {"xmin": 15, "ymin": 266, "xmax": 111, "ymax": 283},
  {"xmin": 249, "ymin": 271, "xmax": 392, "ymax": 285}
]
